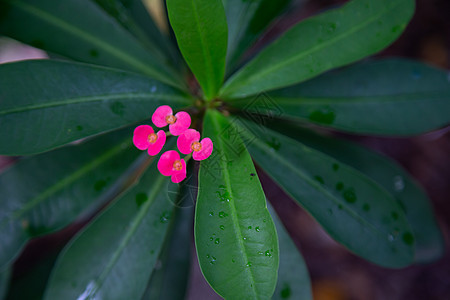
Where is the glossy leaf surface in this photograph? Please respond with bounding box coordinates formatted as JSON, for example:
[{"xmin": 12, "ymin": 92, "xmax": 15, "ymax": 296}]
[
  {"xmin": 268, "ymin": 204, "xmax": 312, "ymax": 300},
  {"xmin": 93, "ymin": 0, "xmax": 166, "ymax": 58},
  {"xmin": 222, "ymin": 0, "xmax": 295, "ymax": 71},
  {"xmin": 143, "ymin": 167, "xmax": 195, "ymax": 299},
  {"xmin": 44, "ymin": 162, "xmax": 174, "ymax": 300},
  {"xmin": 268, "ymin": 121, "xmax": 444, "ymax": 263},
  {"xmin": 167, "ymin": 0, "xmax": 228, "ymax": 99},
  {"xmin": 0, "ymin": 60, "xmax": 191, "ymax": 155},
  {"xmin": 231, "ymin": 59, "xmax": 450, "ymax": 135},
  {"xmin": 0, "ymin": 128, "xmax": 139, "ymax": 269},
  {"xmin": 195, "ymin": 110, "xmax": 279, "ymax": 299},
  {"xmin": 0, "ymin": 0, "xmax": 180, "ymax": 85},
  {"xmin": 221, "ymin": 0, "xmax": 415, "ymax": 98},
  {"xmin": 236, "ymin": 119, "xmax": 414, "ymax": 268}
]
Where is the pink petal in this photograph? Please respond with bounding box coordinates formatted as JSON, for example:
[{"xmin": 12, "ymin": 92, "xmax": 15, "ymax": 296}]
[
  {"xmin": 147, "ymin": 130, "xmax": 166, "ymax": 156},
  {"xmin": 169, "ymin": 111, "xmax": 191, "ymax": 136},
  {"xmin": 171, "ymin": 159, "xmax": 186, "ymax": 183},
  {"xmin": 152, "ymin": 105, "xmax": 173, "ymax": 128},
  {"xmin": 193, "ymin": 138, "xmax": 213, "ymax": 161},
  {"xmin": 157, "ymin": 150, "xmax": 180, "ymax": 176},
  {"xmin": 177, "ymin": 129, "xmax": 200, "ymax": 154},
  {"xmin": 133, "ymin": 125, "xmax": 154, "ymax": 150}
]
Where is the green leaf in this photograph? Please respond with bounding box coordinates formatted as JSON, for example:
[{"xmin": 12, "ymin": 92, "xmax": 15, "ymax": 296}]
[
  {"xmin": 94, "ymin": 0, "xmax": 181, "ymax": 68},
  {"xmin": 268, "ymin": 204, "xmax": 312, "ymax": 300},
  {"xmin": 0, "ymin": 128, "xmax": 140, "ymax": 269},
  {"xmin": 222, "ymin": 0, "xmax": 296, "ymax": 71},
  {"xmin": 93, "ymin": 0, "xmax": 165, "ymax": 56},
  {"xmin": 195, "ymin": 109, "xmax": 279, "ymax": 299},
  {"xmin": 0, "ymin": 267, "xmax": 10, "ymax": 299},
  {"xmin": 231, "ymin": 59, "xmax": 450, "ymax": 135},
  {"xmin": 166, "ymin": 0, "xmax": 228, "ymax": 100},
  {"xmin": 44, "ymin": 161, "xmax": 174, "ymax": 300},
  {"xmin": 220, "ymin": 0, "xmax": 415, "ymax": 98},
  {"xmin": 117, "ymin": 0, "xmax": 183, "ymax": 67},
  {"xmin": 142, "ymin": 166, "xmax": 195, "ymax": 300},
  {"xmin": 235, "ymin": 118, "xmax": 414, "ymax": 268},
  {"xmin": 0, "ymin": 0, "xmax": 181, "ymax": 86},
  {"xmin": 0, "ymin": 60, "xmax": 192, "ymax": 155},
  {"xmin": 267, "ymin": 121, "xmax": 444, "ymax": 263}
]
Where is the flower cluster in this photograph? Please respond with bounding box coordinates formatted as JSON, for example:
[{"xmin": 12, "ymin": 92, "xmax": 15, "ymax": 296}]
[{"xmin": 133, "ymin": 105, "xmax": 213, "ymax": 183}]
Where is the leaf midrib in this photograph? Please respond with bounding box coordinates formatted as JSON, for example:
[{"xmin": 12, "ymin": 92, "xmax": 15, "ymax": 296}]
[
  {"xmin": 0, "ymin": 138, "xmax": 132, "ymax": 231},
  {"xmin": 0, "ymin": 93, "xmax": 188, "ymax": 116},
  {"xmin": 240, "ymin": 126, "xmax": 389, "ymax": 241},
  {"xmin": 11, "ymin": 0, "xmax": 170, "ymax": 82},
  {"xmin": 268, "ymin": 91, "xmax": 450, "ymax": 104},
  {"xmin": 210, "ymin": 114, "xmax": 259, "ymax": 298},
  {"xmin": 189, "ymin": 0, "xmax": 215, "ymax": 97},
  {"xmin": 93, "ymin": 175, "xmax": 168, "ymax": 294},
  {"xmin": 223, "ymin": 0, "xmax": 405, "ymax": 94}
]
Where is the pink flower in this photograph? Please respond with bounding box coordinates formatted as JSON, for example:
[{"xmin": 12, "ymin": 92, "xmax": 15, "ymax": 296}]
[
  {"xmin": 157, "ymin": 150, "xmax": 187, "ymax": 183},
  {"xmin": 152, "ymin": 105, "xmax": 191, "ymax": 136},
  {"xmin": 177, "ymin": 129, "xmax": 213, "ymax": 161},
  {"xmin": 133, "ymin": 125, "xmax": 166, "ymax": 156}
]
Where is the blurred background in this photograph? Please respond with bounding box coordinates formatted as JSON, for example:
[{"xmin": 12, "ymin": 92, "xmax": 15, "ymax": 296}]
[{"xmin": 0, "ymin": 0, "xmax": 449, "ymax": 299}]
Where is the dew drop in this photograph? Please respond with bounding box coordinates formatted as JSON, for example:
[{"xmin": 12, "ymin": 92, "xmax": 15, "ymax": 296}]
[
  {"xmin": 94, "ymin": 180, "xmax": 107, "ymax": 192},
  {"xmin": 219, "ymin": 211, "xmax": 228, "ymax": 218},
  {"xmin": 109, "ymin": 101, "xmax": 125, "ymax": 116},
  {"xmin": 314, "ymin": 175, "xmax": 324, "ymax": 184},
  {"xmin": 209, "ymin": 211, "xmax": 214, "ymax": 217},
  {"xmin": 263, "ymin": 219, "xmax": 267, "ymax": 223},
  {"xmin": 215, "ymin": 238, "xmax": 220, "ymax": 245},
  {"xmin": 248, "ymin": 226, "xmax": 252, "ymax": 230},
  {"xmin": 89, "ymin": 49, "xmax": 99, "ymax": 57},
  {"xmin": 246, "ymin": 262, "xmax": 252, "ymax": 267},
  {"xmin": 343, "ymin": 187, "xmax": 357, "ymax": 203},
  {"xmin": 255, "ymin": 226, "xmax": 260, "ymax": 232},
  {"xmin": 393, "ymin": 176, "xmax": 405, "ymax": 192},
  {"xmin": 281, "ymin": 283, "xmax": 291, "ymax": 299},
  {"xmin": 206, "ymin": 254, "xmax": 210, "ymax": 259},
  {"xmin": 135, "ymin": 193, "xmax": 148, "ymax": 208},
  {"xmin": 210, "ymin": 237, "xmax": 213, "ymax": 241},
  {"xmin": 160, "ymin": 211, "xmax": 170, "ymax": 223},
  {"xmin": 388, "ymin": 234, "xmax": 395, "ymax": 242},
  {"xmin": 265, "ymin": 250, "xmax": 272, "ymax": 257},
  {"xmin": 309, "ymin": 107, "xmax": 336, "ymax": 125},
  {"xmin": 243, "ymin": 237, "xmax": 247, "ymax": 241},
  {"xmin": 232, "ymin": 259, "xmax": 236, "ymax": 263},
  {"xmin": 362, "ymin": 203, "xmax": 371, "ymax": 212},
  {"xmin": 220, "ymin": 225, "xmax": 225, "ymax": 230},
  {"xmin": 210, "ymin": 256, "xmax": 217, "ymax": 265},
  {"xmin": 412, "ymin": 70, "xmax": 422, "ymax": 79},
  {"xmin": 402, "ymin": 232, "xmax": 414, "ymax": 245},
  {"xmin": 391, "ymin": 211, "xmax": 399, "ymax": 220},
  {"xmin": 326, "ymin": 22, "xmax": 337, "ymax": 33}
]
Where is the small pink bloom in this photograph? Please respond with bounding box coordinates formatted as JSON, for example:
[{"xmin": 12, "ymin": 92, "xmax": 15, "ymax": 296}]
[
  {"xmin": 157, "ymin": 150, "xmax": 187, "ymax": 183},
  {"xmin": 177, "ymin": 129, "xmax": 213, "ymax": 161},
  {"xmin": 152, "ymin": 105, "xmax": 191, "ymax": 136},
  {"xmin": 133, "ymin": 125, "xmax": 166, "ymax": 156}
]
